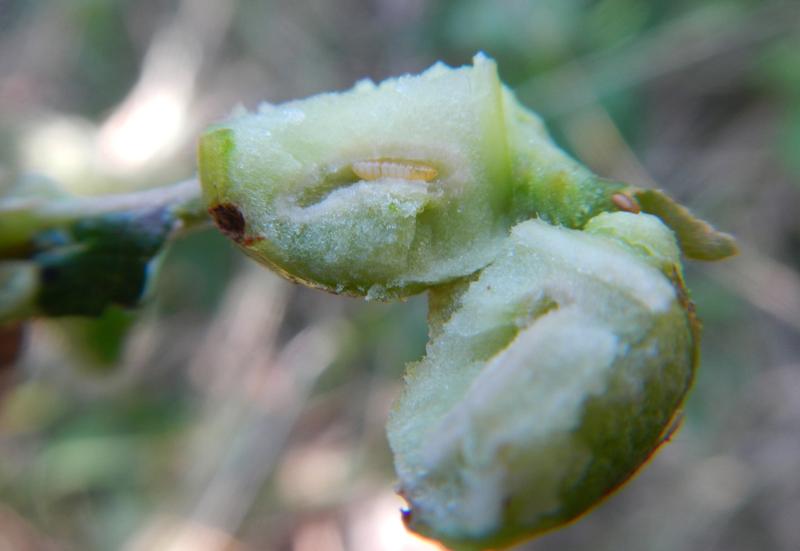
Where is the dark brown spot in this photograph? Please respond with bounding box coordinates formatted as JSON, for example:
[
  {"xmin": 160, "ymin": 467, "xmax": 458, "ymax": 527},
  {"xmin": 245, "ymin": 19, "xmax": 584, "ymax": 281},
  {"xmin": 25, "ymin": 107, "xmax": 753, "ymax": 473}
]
[
  {"xmin": 396, "ymin": 486, "xmax": 413, "ymax": 526},
  {"xmin": 242, "ymin": 235, "xmax": 265, "ymax": 247},
  {"xmin": 209, "ymin": 203, "xmax": 245, "ymax": 243},
  {"xmin": 400, "ymin": 507, "xmax": 413, "ymax": 525},
  {"xmin": 611, "ymin": 193, "xmax": 641, "ymax": 214}
]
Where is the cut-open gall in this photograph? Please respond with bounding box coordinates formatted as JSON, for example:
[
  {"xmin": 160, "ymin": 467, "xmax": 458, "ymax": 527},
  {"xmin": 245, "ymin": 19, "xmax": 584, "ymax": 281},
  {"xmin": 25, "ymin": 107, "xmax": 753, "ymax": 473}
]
[{"xmin": 198, "ymin": 54, "xmax": 737, "ymax": 550}]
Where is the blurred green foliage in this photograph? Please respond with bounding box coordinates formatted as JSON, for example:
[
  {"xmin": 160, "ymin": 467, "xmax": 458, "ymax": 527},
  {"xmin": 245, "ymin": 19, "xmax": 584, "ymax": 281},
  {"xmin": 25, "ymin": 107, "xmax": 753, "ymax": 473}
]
[{"xmin": 0, "ymin": 1, "xmax": 798, "ymax": 550}]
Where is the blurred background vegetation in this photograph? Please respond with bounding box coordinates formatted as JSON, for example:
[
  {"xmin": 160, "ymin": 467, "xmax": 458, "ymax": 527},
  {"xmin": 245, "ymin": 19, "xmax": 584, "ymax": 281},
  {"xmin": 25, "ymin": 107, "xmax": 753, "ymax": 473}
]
[{"xmin": 0, "ymin": 1, "xmax": 799, "ymax": 550}]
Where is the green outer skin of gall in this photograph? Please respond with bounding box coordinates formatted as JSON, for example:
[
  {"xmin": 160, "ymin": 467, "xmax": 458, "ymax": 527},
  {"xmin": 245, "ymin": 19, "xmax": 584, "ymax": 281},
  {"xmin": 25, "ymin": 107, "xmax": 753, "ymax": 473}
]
[
  {"xmin": 199, "ymin": 54, "xmax": 513, "ymax": 300},
  {"xmin": 388, "ymin": 215, "xmax": 696, "ymax": 550},
  {"xmin": 198, "ymin": 54, "xmax": 643, "ymax": 299},
  {"xmin": 197, "ymin": 54, "xmax": 735, "ymax": 550}
]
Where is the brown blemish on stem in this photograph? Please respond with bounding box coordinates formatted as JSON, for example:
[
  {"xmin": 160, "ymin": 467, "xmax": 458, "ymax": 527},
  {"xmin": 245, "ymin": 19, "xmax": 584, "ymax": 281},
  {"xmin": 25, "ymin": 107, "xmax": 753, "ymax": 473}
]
[{"xmin": 208, "ymin": 203, "xmax": 246, "ymax": 243}]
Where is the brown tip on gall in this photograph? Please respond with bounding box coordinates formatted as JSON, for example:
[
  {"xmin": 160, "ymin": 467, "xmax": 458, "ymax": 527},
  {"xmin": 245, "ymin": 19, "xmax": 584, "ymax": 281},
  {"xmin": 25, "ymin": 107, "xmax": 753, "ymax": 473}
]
[
  {"xmin": 396, "ymin": 486, "xmax": 413, "ymax": 525},
  {"xmin": 401, "ymin": 507, "xmax": 413, "ymax": 525},
  {"xmin": 612, "ymin": 193, "xmax": 641, "ymax": 214},
  {"xmin": 209, "ymin": 203, "xmax": 246, "ymax": 243}
]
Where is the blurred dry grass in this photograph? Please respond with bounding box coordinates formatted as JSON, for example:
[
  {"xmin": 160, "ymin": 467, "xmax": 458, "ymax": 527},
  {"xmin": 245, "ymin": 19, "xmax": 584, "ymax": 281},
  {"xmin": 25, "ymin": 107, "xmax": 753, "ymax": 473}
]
[{"xmin": 1, "ymin": 1, "xmax": 799, "ymax": 550}]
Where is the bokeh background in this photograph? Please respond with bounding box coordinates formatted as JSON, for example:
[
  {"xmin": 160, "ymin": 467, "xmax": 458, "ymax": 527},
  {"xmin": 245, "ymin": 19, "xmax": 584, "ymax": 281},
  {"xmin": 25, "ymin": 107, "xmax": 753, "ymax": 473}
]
[{"xmin": 1, "ymin": 1, "xmax": 799, "ymax": 550}]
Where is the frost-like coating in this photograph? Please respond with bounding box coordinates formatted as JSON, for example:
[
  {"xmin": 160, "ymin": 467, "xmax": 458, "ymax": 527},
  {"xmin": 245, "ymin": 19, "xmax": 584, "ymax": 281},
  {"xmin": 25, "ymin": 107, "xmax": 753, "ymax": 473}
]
[
  {"xmin": 197, "ymin": 54, "xmax": 736, "ymax": 550},
  {"xmin": 199, "ymin": 55, "xmax": 694, "ymax": 298},
  {"xmin": 200, "ymin": 54, "xmax": 512, "ymax": 299},
  {"xmin": 388, "ymin": 217, "xmax": 692, "ymax": 549}
]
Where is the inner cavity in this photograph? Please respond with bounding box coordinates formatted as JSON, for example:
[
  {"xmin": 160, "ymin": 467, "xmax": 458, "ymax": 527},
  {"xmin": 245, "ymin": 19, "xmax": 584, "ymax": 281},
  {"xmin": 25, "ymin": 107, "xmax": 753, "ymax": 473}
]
[{"xmin": 296, "ymin": 159, "xmax": 438, "ymax": 208}]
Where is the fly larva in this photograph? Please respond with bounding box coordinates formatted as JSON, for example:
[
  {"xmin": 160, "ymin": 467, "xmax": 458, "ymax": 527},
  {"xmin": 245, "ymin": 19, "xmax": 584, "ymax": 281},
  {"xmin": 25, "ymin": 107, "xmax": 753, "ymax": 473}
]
[{"xmin": 352, "ymin": 160, "xmax": 438, "ymax": 182}]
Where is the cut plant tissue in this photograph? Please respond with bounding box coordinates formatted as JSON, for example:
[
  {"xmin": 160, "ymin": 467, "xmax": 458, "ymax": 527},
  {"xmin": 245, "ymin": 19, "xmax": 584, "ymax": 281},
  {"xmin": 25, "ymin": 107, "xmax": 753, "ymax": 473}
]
[{"xmin": 198, "ymin": 54, "xmax": 736, "ymax": 550}]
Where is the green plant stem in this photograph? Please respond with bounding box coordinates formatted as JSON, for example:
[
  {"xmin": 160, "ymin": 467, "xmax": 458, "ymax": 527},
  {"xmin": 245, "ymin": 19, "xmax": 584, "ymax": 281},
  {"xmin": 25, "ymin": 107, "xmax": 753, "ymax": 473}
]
[
  {"xmin": 0, "ymin": 178, "xmax": 207, "ymax": 259},
  {"xmin": 0, "ymin": 178, "xmax": 208, "ymax": 322}
]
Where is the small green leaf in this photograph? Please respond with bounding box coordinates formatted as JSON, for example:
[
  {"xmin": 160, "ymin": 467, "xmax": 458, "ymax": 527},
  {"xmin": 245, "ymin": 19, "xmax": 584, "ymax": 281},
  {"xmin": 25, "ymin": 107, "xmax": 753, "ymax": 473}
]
[{"xmin": 633, "ymin": 188, "xmax": 738, "ymax": 260}]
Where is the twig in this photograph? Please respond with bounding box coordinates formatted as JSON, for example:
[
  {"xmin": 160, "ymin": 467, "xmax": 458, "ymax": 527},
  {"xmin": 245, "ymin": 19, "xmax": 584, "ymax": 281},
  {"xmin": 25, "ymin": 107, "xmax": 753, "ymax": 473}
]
[{"xmin": 0, "ymin": 178, "xmax": 207, "ymax": 257}]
